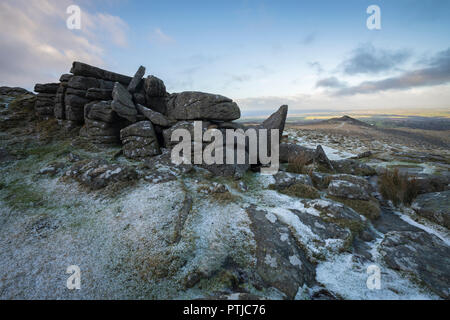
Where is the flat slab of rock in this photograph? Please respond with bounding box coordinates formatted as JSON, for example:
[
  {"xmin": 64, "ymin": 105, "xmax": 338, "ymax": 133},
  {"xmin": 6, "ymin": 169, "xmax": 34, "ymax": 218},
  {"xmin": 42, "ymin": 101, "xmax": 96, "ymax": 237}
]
[
  {"xmin": 127, "ymin": 66, "xmax": 146, "ymax": 93},
  {"xmin": 34, "ymin": 83, "xmax": 59, "ymax": 94},
  {"xmin": 331, "ymin": 159, "xmax": 376, "ymax": 176},
  {"xmin": 112, "ymin": 82, "xmax": 137, "ymax": 122},
  {"xmin": 166, "ymin": 92, "xmax": 241, "ymax": 121},
  {"xmin": 70, "ymin": 61, "xmax": 132, "ymax": 85},
  {"xmin": 380, "ymin": 231, "xmax": 450, "ymax": 298},
  {"xmin": 246, "ymin": 206, "xmax": 315, "ymax": 299},
  {"xmin": 86, "ymin": 88, "xmax": 113, "ymax": 100},
  {"xmin": 136, "ymin": 104, "xmax": 174, "ymax": 127},
  {"xmin": 412, "ymin": 190, "xmax": 450, "ymax": 229}
]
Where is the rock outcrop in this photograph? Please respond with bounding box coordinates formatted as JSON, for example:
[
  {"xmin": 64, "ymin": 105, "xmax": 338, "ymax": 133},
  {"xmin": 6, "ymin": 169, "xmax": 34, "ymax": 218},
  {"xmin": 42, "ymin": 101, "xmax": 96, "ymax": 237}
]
[
  {"xmin": 166, "ymin": 91, "xmax": 240, "ymax": 121},
  {"xmin": 34, "ymin": 83, "xmax": 59, "ymax": 117},
  {"xmin": 120, "ymin": 121, "xmax": 161, "ymax": 159},
  {"xmin": 380, "ymin": 231, "xmax": 450, "ymax": 298},
  {"xmin": 412, "ymin": 190, "xmax": 450, "ymax": 229}
]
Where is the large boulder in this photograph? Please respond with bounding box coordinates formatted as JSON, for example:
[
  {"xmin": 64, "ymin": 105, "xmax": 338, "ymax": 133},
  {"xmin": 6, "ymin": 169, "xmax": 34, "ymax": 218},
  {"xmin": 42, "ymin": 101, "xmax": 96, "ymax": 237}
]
[
  {"xmin": 327, "ymin": 180, "xmax": 370, "ymax": 200},
  {"xmin": 279, "ymin": 143, "xmax": 315, "ymax": 163},
  {"xmin": 411, "ymin": 190, "xmax": 450, "ymax": 229},
  {"xmin": 259, "ymin": 105, "xmax": 288, "ymax": 140},
  {"xmin": 120, "ymin": 121, "xmax": 161, "ymax": 159},
  {"xmin": 330, "ymin": 159, "xmax": 376, "ymax": 176},
  {"xmin": 112, "ymin": 82, "xmax": 138, "ymax": 122},
  {"xmin": 166, "ymin": 92, "xmax": 241, "ymax": 121},
  {"xmin": 144, "ymin": 75, "xmax": 168, "ymax": 114},
  {"xmin": 34, "ymin": 83, "xmax": 59, "ymax": 94},
  {"xmin": 379, "ymin": 231, "xmax": 450, "ymax": 299},
  {"xmin": 70, "ymin": 61, "xmax": 132, "ymax": 85},
  {"xmin": 144, "ymin": 75, "xmax": 166, "ymax": 97},
  {"xmin": 271, "ymin": 171, "xmax": 313, "ymax": 189},
  {"xmin": 83, "ymin": 101, "xmax": 122, "ymax": 144},
  {"xmin": 162, "ymin": 120, "xmax": 210, "ymax": 148}
]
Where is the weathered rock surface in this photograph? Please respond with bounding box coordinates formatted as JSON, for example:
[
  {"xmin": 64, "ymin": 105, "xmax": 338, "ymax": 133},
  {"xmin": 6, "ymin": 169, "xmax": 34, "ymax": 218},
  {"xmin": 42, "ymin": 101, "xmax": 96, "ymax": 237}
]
[
  {"xmin": 112, "ymin": 82, "xmax": 138, "ymax": 122},
  {"xmin": 279, "ymin": 143, "xmax": 315, "ymax": 163},
  {"xmin": 34, "ymin": 83, "xmax": 59, "ymax": 94},
  {"xmin": 380, "ymin": 231, "xmax": 450, "ymax": 298},
  {"xmin": 66, "ymin": 159, "xmax": 137, "ymax": 190},
  {"xmin": 136, "ymin": 104, "xmax": 175, "ymax": 127},
  {"xmin": 120, "ymin": 121, "xmax": 161, "ymax": 159},
  {"xmin": 271, "ymin": 171, "xmax": 313, "ymax": 189},
  {"xmin": 412, "ymin": 190, "xmax": 450, "ymax": 229},
  {"xmin": 246, "ymin": 206, "xmax": 315, "ymax": 299},
  {"xmin": 166, "ymin": 92, "xmax": 241, "ymax": 121},
  {"xmin": 0, "ymin": 86, "xmax": 31, "ymax": 96},
  {"xmin": 70, "ymin": 61, "xmax": 132, "ymax": 85},
  {"xmin": 327, "ymin": 180, "xmax": 370, "ymax": 200},
  {"xmin": 331, "ymin": 159, "xmax": 376, "ymax": 176},
  {"xmin": 83, "ymin": 101, "xmax": 122, "ymax": 144},
  {"xmin": 127, "ymin": 66, "xmax": 145, "ymax": 93},
  {"xmin": 86, "ymin": 88, "xmax": 113, "ymax": 100},
  {"xmin": 162, "ymin": 120, "xmax": 210, "ymax": 148},
  {"xmin": 259, "ymin": 105, "xmax": 288, "ymax": 139}
]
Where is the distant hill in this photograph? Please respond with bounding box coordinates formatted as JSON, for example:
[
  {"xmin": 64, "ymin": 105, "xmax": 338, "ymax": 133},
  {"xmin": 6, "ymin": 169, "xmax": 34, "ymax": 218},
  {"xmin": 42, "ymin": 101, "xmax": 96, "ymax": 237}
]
[{"xmin": 320, "ymin": 115, "xmax": 372, "ymax": 127}]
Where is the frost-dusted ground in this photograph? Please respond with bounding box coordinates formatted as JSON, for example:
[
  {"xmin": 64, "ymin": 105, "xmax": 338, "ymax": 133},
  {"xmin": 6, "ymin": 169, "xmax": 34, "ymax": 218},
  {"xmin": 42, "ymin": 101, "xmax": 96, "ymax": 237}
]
[
  {"xmin": 0, "ymin": 113, "xmax": 448, "ymax": 299},
  {"xmin": 0, "ymin": 139, "xmax": 446, "ymax": 300}
]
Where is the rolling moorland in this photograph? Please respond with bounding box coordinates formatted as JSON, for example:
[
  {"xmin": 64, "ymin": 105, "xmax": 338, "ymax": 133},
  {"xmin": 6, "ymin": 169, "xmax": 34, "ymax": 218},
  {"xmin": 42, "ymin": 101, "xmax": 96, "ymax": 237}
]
[{"xmin": 0, "ymin": 63, "xmax": 448, "ymax": 299}]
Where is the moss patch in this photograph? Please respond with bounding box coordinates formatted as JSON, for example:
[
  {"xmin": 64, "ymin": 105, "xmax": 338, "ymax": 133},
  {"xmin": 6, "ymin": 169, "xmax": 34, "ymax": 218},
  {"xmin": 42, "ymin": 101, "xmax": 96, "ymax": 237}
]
[
  {"xmin": 275, "ymin": 182, "xmax": 320, "ymax": 199},
  {"xmin": 328, "ymin": 196, "xmax": 381, "ymax": 220},
  {"xmin": 1, "ymin": 180, "xmax": 47, "ymax": 211}
]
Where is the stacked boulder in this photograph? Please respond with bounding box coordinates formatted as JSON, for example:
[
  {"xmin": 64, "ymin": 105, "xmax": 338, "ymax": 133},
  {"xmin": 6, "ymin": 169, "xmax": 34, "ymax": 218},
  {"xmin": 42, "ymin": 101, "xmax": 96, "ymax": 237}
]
[
  {"xmin": 82, "ymin": 101, "xmax": 124, "ymax": 144},
  {"xmin": 34, "ymin": 83, "xmax": 59, "ymax": 117},
  {"xmin": 33, "ymin": 61, "xmax": 289, "ymax": 178},
  {"xmin": 54, "ymin": 74, "xmax": 72, "ymax": 121}
]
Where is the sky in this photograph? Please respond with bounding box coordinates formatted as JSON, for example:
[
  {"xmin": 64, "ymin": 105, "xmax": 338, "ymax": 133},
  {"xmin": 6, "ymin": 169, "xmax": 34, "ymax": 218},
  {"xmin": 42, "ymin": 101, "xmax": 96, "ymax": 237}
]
[{"xmin": 0, "ymin": 0, "xmax": 449, "ymax": 117}]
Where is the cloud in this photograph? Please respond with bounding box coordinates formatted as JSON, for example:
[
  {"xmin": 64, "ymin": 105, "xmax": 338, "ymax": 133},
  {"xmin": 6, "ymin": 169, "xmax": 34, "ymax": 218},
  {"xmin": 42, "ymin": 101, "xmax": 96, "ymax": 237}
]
[
  {"xmin": 335, "ymin": 48, "xmax": 450, "ymax": 95},
  {"xmin": 94, "ymin": 13, "xmax": 129, "ymax": 47},
  {"xmin": 340, "ymin": 44, "xmax": 411, "ymax": 75},
  {"xmin": 0, "ymin": 0, "xmax": 129, "ymax": 89},
  {"xmin": 316, "ymin": 77, "xmax": 347, "ymax": 88},
  {"xmin": 308, "ymin": 61, "xmax": 323, "ymax": 74},
  {"xmin": 150, "ymin": 28, "xmax": 175, "ymax": 45}
]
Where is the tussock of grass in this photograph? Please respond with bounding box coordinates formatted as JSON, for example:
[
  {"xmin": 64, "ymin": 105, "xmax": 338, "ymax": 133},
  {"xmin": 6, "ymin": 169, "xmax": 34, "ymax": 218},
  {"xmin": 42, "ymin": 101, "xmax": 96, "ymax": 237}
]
[
  {"xmin": 287, "ymin": 155, "xmax": 311, "ymax": 174},
  {"xmin": 212, "ymin": 191, "xmax": 238, "ymax": 203},
  {"xmin": 379, "ymin": 168, "xmax": 419, "ymax": 206},
  {"xmin": 276, "ymin": 182, "xmax": 320, "ymax": 199},
  {"xmin": 328, "ymin": 196, "xmax": 381, "ymax": 220}
]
